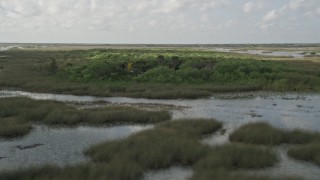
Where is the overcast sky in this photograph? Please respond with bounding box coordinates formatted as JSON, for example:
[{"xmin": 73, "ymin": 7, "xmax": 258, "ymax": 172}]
[{"xmin": 0, "ymin": 0, "xmax": 319, "ymax": 44}]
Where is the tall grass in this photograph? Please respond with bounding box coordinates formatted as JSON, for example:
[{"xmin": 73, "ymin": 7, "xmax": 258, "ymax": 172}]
[
  {"xmin": 288, "ymin": 143, "xmax": 320, "ymax": 166},
  {"xmin": 230, "ymin": 122, "xmax": 320, "ymax": 145}
]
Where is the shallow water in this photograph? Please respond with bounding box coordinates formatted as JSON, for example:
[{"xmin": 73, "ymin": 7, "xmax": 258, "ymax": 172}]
[
  {"xmin": 1, "ymin": 90, "xmax": 320, "ymax": 179},
  {"xmin": 2, "ymin": 90, "xmax": 319, "ymax": 131},
  {"xmin": 144, "ymin": 166, "xmax": 192, "ymax": 180},
  {"xmin": 0, "ymin": 125, "xmax": 151, "ymax": 170},
  {"xmin": 251, "ymin": 146, "xmax": 320, "ymax": 179}
]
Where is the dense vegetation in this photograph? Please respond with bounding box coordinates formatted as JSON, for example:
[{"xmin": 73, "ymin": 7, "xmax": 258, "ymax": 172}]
[
  {"xmin": 59, "ymin": 49, "xmax": 320, "ymax": 91},
  {"xmin": 0, "ymin": 97, "xmax": 170, "ymax": 139},
  {"xmin": 0, "ymin": 49, "xmax": 320, "ymax": 98}
]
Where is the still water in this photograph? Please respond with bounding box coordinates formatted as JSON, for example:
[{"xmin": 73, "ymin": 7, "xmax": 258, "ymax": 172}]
[
  {"xmin": 0, "ymin": 125, "xmax": 151, "ymax": 170},
  {"xmin": 1, "ymin": 90, "xmax": 320, "ymax": 179}
]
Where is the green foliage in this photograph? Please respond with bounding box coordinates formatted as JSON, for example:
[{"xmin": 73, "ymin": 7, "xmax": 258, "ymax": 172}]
[
  {"xmin": 48, "ymin": 58, "xmax": 58, "ymax": 74},
  {"xmin": 56, "ymin": 49, "xmax": 320, "ymax": 92},
  {"xmin": 1, "ymin": 49, "xmax": 319, "ymax": 100}
]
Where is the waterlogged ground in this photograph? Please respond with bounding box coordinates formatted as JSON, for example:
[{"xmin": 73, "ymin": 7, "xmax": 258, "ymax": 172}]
[{"xmin": 1, "ymin": 90, "xmax": 320, "ymax": 179}]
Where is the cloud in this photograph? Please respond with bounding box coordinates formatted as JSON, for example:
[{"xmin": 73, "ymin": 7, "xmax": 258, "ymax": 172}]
[
  {"xmin": 263, "ymin": 10, "xmax": 279, "ymax": 21},
  {"xmin": 287, "ymin": 0, "xmax": 306, "ymax": 10},
  {"xmin": 243, "ymin": 1, "xmax": 264, "ymax": 13},
  {"xmin": 0, "ymin": 0, "xmax": 319, "ymax": 43}
]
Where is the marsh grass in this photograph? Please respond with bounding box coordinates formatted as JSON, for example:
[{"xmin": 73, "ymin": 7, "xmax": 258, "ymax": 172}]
[
  {"xmin": 133, "ymin": 89, "xmax": 212, "ymax": 99},
  {"xmin": 230, "ymin": 122, "xmax": 320, "ymax": 145},
  {"xmin": 86, "ymin": 119, "xmax": 221, "ymax": 169},
  {"xmin": 0, "ymin": 117, "xmax": 32, "ymax": 139},
  {"xmin": 194, "ymin": 144, "xmax": 277, "ymax": 171},
  {"xmin": 158, "ymin": 119, "xmax": 222, "ymax": 137},
  {"xmin": 190, "ymin": 144, "xmax": 293, "ymax": 180},
  {"xmin": 0, "ymin": 97, "xmax": 171, "ymax": 138},
  {"xmin": 288, "ymin": 143, "xmax": 320, "ymax": 166},
  {"xmin": 0, "ymin": 119, "xmax": 303, "ymax": 180},
  {"xmin": 0, "ymin": 119, "xmax": 221, "ymax": 180},
  {"xmin": 0, "ymin": 162, "xmax": 143, "ymax": 180},
  {"xmin": 191, "ymin": 169, "xmax": 302, "ymax": 180}
]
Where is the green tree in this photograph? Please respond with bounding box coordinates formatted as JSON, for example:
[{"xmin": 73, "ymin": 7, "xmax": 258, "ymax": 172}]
[{"xmin": 49, "ymin": 58, "xmax": 58, "ymax": 74}]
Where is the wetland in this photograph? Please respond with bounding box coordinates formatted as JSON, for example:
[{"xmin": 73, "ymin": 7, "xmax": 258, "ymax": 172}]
[{"xmin": 1, "ymin": 44, "xmax": 320, "ymax": 179}]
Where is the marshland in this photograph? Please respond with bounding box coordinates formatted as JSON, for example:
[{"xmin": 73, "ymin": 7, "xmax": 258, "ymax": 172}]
[{"xmin": 1, "ymin": 44, "xmax": 320, "ymax": 180}]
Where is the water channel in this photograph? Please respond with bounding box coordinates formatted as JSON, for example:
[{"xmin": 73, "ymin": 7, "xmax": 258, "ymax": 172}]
[{"xmin": 1, "ymin": 90, "xmax": 320, "ymax": 179}]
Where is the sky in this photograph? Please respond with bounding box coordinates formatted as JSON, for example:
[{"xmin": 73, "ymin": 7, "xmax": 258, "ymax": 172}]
[{"xmin": 0, "ymin": 0, "xmax": 319, "ymax": 44}]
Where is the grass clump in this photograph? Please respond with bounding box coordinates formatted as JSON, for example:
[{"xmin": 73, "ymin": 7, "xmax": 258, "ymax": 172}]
[
  {"xmin": 86, "ymin": 119, "xmax": 221, "ymax": 169},
  {"xmin": 191, "ymin": 144, "xmax": 295, "ymax": 180},
  {"xmin": 194, "ymin": 144, "xmax": 277, "ymax": 170},
  {"xmin": 0, "ymin": 124, "xmax": 32, "ymax": 139},
  {"xmin": 191, "ymin": 169, "xmax": 302, "ymax": 180},
  {"xmin": 0, "ymin": 117, "xmax": 32, "ymax": 139},
  {"xmin": 230, "ymin": 123, "xmax": 285, "ymax": 145},
  {"xmin": 230, "ymin": 122, "xmax": 320, "ymax": 145},
  {"xmin": 288, "ymin": 143, "xmax": 320, "ymax": 166},
  {"xmin": 0, "ymin": 162, "xmax": 143, "ymax": 180},
  {"xmin": 42, "ymin": 109, "xmax": 170, "ymax": 126},
  {"xmin": 284, "ymin": 130, "xmax": 320, "ymax": 144},
  {"xmin": 0, "ymin": 97, "xmax": 171, "ymax": 138},
  {"xmin": 158, "ymin": 119, "xmax": 222, "ymax": 137}
]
